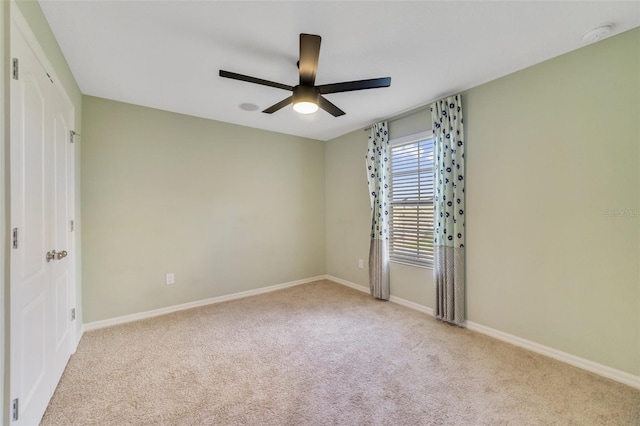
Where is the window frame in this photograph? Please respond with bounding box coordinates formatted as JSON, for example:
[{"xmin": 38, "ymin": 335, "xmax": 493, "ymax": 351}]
[{"xmin": 388, "ymin": 130, "xmax": 435, "ymax": 269}]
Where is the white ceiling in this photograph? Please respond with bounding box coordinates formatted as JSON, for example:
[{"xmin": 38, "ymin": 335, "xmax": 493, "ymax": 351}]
[{"xmin": 39, "ymin": 1, "xmax": 639, "ymax": 141}]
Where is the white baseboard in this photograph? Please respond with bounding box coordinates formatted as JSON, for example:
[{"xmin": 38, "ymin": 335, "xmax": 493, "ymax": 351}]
[
  {"xmin": 327, "ymin": 275, "xmax": 369, "ymax": 294},
  {"xmin": 83, "ymin": 275, "xmax": 327, "ymax": 332},
  {"xmin": 326, "ymin": 275, "xmax": 434, "ymax": 316},
  {"xmin": 326, "ymin": 275, "xmax": 639, "ymax": 390},
  {"xmin": 390, "ymin": 295, "xmax": 434, "ymax": 316},
  {"xmin": 74, "ymin": 325, "xmax": 85, "ymax": 353},
  {"xmin": 465, "ymin": 321, "xmax": 640, "ymax": 390}
]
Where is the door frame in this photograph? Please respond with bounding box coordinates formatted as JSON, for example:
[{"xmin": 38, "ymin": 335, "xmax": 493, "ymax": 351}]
[{"xmin": 7, "ymin": 2, "xmax": 78, "ymax": 422}]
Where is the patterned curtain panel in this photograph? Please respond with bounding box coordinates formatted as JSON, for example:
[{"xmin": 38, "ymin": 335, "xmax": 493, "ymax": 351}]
[
  {"xmin": 431, "ymin": 95, "xmax": 465, "ymax": 325},
  {"xmin": 366, "ymin": 122, "xmax": 390, "ymax": 300}
]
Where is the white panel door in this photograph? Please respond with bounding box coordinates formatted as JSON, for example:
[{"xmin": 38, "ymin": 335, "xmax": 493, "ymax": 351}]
[
  {"xmin": 49, "ymin": 82, "xmax": 74, "ymax": 387},
  {"xmin": 10, "ymin": 22, "xmax": 53, "ymax": 426},
  {"xmin": 10, "ymin": 12, "xmax": 75, "ymax": 425}
]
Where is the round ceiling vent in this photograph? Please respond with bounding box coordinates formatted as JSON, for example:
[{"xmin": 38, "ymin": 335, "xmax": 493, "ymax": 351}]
[
  {"xmin": 582, "ymin": 25, "xmax": 613, "ymax": 44},
  {"xmin": 239, "ymin": 103, "xmax": 259, "ymax": 112}
]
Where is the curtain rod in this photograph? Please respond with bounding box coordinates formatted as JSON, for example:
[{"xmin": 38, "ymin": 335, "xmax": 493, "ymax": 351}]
[{"xmin": 363, "ymin": 104, "xmax": 431, "ymax": 132}]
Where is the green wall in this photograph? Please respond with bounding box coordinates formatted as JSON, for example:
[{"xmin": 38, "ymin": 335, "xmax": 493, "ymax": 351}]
[
  {"xmin": 325, "ymin": 28, "xmax": 640, "ymax": 376},
  {"xmin": 464, "ymin": 27, "xmax": 639, "ymax": 376},
  {"xmin": 81, "ymin": 96, "xmax": 326, "ymax": 322}
]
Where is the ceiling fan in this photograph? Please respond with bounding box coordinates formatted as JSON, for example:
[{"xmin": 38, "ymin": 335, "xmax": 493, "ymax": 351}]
[{"xmin": 219, "ymin": 33, "xmax": 391, "ymax": 117}]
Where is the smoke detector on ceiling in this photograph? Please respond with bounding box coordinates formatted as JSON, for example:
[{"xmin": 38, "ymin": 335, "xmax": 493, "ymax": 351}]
[{"xmin": 582, "ymin": 25, "xmax": 613, "ymax": 44}]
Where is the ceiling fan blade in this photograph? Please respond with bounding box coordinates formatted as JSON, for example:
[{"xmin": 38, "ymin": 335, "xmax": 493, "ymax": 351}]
[
  {"xmin": 263, "ymin": 96, "xmax": 294, "ymax": 114},
  {"xmin": 318, "ymin": 96, "xmax": 345, "ymax": 117},
  {"xmin": 317, "ymin": 77, "xmax": 391, "ymax": 94},
  {"xmin": 299, "ymin": 34, "xmax": 321, "ymax": 86},
  {"xmin": 219, "ymin": 70, "xmax": 293, "ymax": 91}
]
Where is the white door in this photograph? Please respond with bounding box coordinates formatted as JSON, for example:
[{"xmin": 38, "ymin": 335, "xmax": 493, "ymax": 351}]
[
  {"xmin": 10, "ymin": 11, "xmax": 75, "ymax": 425},
  {"xmin": 49, "ymin": 83, "xmax": 75, "ymax": 388}
]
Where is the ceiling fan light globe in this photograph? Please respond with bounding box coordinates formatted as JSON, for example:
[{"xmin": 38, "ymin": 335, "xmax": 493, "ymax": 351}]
[{"xmin": 293, "ymin": 101, "xmax": 319, "ymax": 114}]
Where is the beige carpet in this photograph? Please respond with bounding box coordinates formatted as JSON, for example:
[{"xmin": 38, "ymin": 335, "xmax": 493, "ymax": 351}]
[{"xmin": 42, "ymin": 280, "xmax": 639, "ymax": 425}]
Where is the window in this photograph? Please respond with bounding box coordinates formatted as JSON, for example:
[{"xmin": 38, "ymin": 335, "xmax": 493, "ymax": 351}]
[{"xmin": 389, "ymin": 131, "xmax": 434, "ymax": 268}]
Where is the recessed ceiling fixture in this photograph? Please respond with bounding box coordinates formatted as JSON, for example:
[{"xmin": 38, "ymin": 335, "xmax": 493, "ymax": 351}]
[
  {"xmin": 219, "ymin": 33, "xmax": 391, "ymax": 117},
  {"xmin": 582, "ymin": 25, "xmax": 613, "ymax": 43},
  {"xmin": 239, "ymin": 103, "xmax": 259, "ymax": 112}
]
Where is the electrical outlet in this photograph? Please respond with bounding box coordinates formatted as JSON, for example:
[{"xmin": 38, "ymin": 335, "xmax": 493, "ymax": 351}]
[
  {"xmin": 358, "ymin": 259, "xmax": 364, "ymax": 269},
  {"xmin": 166, "ymin": 273, "xmax": 175, "ymax": 285}
]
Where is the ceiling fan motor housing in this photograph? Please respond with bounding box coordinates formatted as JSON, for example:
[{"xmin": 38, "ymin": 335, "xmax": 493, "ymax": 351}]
[{"xmin": 293, "ymin": 85, "xmax": 319, "ymax": 105}]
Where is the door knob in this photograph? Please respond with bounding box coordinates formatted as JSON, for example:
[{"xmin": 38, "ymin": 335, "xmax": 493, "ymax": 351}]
[
  {"xmin": 46, "ymin": 250, "xmax": 56, "ymax": 263},
  {"xmin": 56, "ymin": 250, "xmax": 68, "ymax": 260}
]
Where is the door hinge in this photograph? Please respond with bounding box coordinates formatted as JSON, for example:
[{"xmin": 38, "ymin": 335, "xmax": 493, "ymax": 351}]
[
  {"xmin": 12, "ymin": 58, "xmax": 18, "ymax": 80},
  {"xmin": 70, "ymin": 220, "xmax": 75, "ymax": 232},
  {"xmin": 70, "ymin": 130, "xmax": 79, "ymax": 143},
  {"xmin": 71, "ymin": 308, "xmax": 76, "ymax": 321},
  {"xmin": 12, "ymin": 228, "xmax": 18, "ymax": 249},
  {"xmin": 12, "ymin": 398, "xmax": 18, "ymax": 421}
]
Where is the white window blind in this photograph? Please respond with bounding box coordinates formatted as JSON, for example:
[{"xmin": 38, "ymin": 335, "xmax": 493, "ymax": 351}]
[{"xmin": 389, "ymin": 132, "xmax": 434, "ymax": 268}]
